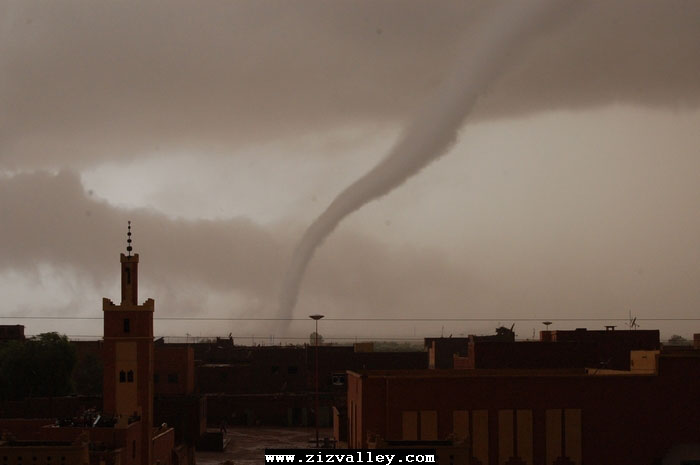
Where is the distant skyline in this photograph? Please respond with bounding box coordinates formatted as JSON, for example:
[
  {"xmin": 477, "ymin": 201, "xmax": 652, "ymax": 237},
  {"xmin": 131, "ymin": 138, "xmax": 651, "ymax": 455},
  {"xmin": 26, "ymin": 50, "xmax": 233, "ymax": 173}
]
[{"xmin": 1, "ymin": 1, "xmax": 699, "ymax": 340}]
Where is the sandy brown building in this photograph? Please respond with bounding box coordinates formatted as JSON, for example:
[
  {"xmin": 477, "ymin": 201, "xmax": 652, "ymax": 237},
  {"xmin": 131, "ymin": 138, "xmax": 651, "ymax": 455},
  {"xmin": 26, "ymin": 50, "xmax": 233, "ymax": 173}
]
[{"xmin": 346, "ymin": 352, "xmax": 700, "ymax": 464}]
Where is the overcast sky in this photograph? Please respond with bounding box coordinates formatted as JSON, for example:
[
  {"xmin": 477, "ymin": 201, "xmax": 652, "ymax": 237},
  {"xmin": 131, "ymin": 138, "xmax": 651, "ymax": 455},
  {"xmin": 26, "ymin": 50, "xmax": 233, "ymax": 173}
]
[{"xmin": 1, "ymin": 0, "xmax": 699, "ymax": 342}]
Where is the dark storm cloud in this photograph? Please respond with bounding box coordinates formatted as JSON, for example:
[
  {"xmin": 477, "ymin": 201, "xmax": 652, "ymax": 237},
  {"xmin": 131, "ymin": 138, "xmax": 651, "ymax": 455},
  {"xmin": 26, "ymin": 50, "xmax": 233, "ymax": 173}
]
[
  {"xmin": 0, "ymin": 171, "xmax": 477, "ymax": 317},
  {"xmin": 1, "ymin": 0, "xmax": 699, "ymax": 169}
]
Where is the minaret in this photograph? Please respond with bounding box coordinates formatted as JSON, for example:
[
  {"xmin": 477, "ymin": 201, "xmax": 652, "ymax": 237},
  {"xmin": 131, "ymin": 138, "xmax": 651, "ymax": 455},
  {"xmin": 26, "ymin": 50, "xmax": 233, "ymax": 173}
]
[{"xmin": 102, "ymin": 222, "xmax": 154, "ymax": 465}]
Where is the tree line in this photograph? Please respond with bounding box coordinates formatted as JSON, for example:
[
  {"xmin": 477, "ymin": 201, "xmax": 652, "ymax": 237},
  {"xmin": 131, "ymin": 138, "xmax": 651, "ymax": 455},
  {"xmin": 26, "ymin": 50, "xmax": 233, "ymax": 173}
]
[{"xmin": 0, "ymin": 332, "xmax": 102, "ymax": 401}]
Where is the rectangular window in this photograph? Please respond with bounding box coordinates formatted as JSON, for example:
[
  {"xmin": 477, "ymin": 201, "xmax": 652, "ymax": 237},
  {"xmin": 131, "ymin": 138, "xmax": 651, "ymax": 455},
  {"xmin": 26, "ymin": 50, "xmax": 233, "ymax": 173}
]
[
  {"xmin": 472, "ymin": 410, "xmax": 489, "ymax": 465},
  {"xmin": 154, "ymin": 373, "xmax": 159, "ymax": 384},
  {"xmin": 402, "ymin": 411, "xmax": 418, "ymax": 440},
  {"xmin": 546, "ymin": 409, "xmax": 582, "ymax": 465},
  {"xmin": 517, "ymin": 409, "xmax": 533, "ymax": 465},
  {"xmin": 168, "ymin": 373, "xmax": 179, "ymax": 384},
  {"xmin": 498, "ymin": 409, "xmax": 534, "ymax": 465},
  {"xmin": 453, "ymin": 410, "xmax": 468, "ymax": 441},
  {"xmin": 123, "ymin": 319, "xmax": 130, "ymax": 333},
  {"xmin": 498, "ymin": 409, "xmax": 514, "ymax": 464},
  {"xmin": 420, "ymin": 410, "xmax": 438, "ymax": 440},
  {"xmin": 119, "ymin": 371, "xmax": 126, "ymax": 383},
  {"xmin": 127, "ymin": 370, "xmax": 134, "ymax": 383},
  {"xmin": 545, "ymin": 409, "xmax": 562, "ymax": 465},
  {"xmin": 287, "ymin": 366, "xmax": 298, "ymax": 374},
  {"xmin": 564, "ymin": 409, "xmax": 582, "ymax": 464}
]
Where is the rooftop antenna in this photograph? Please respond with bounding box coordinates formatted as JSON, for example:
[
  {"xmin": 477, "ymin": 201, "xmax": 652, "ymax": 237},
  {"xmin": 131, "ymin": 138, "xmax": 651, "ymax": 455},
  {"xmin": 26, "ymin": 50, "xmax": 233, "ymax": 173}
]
[
  {"xmin": 126, "ymin": 221, "xmax": 133, "ymax": 257},
  {"xmin": 628, "ymin": 310, "xmax": 639, "ymax": 330}
]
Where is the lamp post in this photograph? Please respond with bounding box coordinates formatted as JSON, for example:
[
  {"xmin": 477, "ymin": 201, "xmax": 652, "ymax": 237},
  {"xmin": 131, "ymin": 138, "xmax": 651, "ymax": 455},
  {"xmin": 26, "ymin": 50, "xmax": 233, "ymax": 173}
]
[{"xmin": 309, "ymin": 314, "xmax": 324, "ymax": 447}]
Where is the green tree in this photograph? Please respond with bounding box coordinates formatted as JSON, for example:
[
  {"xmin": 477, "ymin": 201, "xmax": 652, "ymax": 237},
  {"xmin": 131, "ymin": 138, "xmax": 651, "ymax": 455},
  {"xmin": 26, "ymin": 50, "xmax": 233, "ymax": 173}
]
[
  {"xmin": 667, "ymin": 335, "xmax": 690, "ymax": 346},
  {"xmin": 0, "ymin": 332, "xmax": 77, "ymax": 400},
  {"xmin": 309, "ymin": 332, "xmax": 324, "ymax": 346},
  {"xmin": 372, "ymin": 341, "xmax": 424, "ymax": 352},
  {"xmin": 72, "ymin": 351, "xmax": 103, "ymax": 395}
]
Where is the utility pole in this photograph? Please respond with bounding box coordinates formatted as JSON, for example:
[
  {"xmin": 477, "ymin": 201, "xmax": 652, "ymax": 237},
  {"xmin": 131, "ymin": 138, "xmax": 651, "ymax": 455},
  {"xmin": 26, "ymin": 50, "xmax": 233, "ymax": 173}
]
[{"xmin": 309, "ymin": 314, "xmax": 324, "ymax": 447}]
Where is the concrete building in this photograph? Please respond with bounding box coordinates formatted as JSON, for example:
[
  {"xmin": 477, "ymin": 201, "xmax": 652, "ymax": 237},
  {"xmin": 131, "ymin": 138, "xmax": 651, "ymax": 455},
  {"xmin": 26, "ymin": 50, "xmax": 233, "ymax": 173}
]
[
  {"xmin": 0, "ymin": 416, "xmax": 174, "ymax": 465},
  {"xmin": 455, "ymin": 340, "xmax": 591, "ymax": 371},
  {"xmin": 0, "ymin": 433, "xmax": 89, "ymax": 465},
  {"xmin": 430, "ymin": 327, "xmax": 660, "ymax": 371},
  {"xmin": 425, "ymin": 338, "xmax": 470, "ymax": 369},
  {"xmin": 0, "ymin": 325, "xmax": 25, "ymax": 343},
  {"xmin": 153, "ymin": 342, "xmax": 195, "ymax": 396},
  {"xmin": 346, "ymin": 352, "xmax": 700, "ymax": 464},
  {"xmin": 426, "ymin": 327, "xmax": 516, "ymax": 370},
  {"xmin": 196, "ymin": 343, "xmax": 426, "ymax": 428},
  {"xmin": 540, "ymin": 328, "xmax": 660, "ymax": 370}
]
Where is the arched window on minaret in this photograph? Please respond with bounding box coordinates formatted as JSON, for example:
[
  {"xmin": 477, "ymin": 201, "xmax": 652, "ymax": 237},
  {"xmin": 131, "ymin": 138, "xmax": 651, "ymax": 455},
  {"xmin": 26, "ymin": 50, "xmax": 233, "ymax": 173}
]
[
  {"xmin": 127, "ymin": 370, "xmax": 134, "ymax": 383},
  {"xmin": 119, "ymin": 370, "xmax": 126, "ymax": 383}
]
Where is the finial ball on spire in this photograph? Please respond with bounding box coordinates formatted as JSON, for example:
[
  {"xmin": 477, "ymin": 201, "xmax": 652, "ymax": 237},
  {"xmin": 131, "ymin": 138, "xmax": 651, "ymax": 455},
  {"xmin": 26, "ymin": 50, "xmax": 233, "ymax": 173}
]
[{"xmin": 126, "ymin": 221, "xmax": 133, "ymax": 256}]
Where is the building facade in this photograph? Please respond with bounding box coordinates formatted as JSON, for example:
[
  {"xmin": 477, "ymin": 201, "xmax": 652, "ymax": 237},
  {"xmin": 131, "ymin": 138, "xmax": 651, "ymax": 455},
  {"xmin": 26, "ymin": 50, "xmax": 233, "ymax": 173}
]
[{"xmin": 347, "ymin": 353, "xmax": 700, "ymax": 465}]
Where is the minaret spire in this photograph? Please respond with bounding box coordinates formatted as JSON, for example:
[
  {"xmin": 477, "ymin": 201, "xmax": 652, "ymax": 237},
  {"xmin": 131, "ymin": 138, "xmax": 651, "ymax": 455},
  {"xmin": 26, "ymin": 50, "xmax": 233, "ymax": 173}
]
[
  {"xmin": 127, "ymin": 221, "xmax": 133, "ymax": 257},
  {"xmin": 120, "ymin": 221, "xmax": 139, "ymax": 305}
]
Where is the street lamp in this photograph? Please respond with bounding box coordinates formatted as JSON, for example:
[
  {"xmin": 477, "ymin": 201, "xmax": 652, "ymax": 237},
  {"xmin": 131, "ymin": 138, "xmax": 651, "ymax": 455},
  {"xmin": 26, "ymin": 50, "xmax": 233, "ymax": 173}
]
[{"xmin": 309, "ymin": 314, "xmax": 324, "ymax": 447}]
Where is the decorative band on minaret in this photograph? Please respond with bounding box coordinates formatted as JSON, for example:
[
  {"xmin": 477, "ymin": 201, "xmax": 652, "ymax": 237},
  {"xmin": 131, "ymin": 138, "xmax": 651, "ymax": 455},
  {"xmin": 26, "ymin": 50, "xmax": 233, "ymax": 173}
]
[{"xmin": 127, "ymin": 221, "xmax": 133, "ymax": 257}]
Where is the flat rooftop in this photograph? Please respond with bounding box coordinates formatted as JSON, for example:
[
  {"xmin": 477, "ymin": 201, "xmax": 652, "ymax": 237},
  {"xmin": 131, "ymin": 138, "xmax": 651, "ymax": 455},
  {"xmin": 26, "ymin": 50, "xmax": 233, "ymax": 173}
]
[{"xmin": 347, "ymin": 368, "xmax": 655, "ymax": 378}]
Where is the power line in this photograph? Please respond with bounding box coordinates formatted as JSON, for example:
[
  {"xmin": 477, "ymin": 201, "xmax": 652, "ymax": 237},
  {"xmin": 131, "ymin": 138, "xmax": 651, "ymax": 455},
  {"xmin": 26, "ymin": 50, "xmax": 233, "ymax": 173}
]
[
  {"xmin": 26, "ymin": 334, "xmax": 428, "ymax": 341},
  {"xmin": 2, "ymin": 316, "xmax": 699, "ymax": 321}
]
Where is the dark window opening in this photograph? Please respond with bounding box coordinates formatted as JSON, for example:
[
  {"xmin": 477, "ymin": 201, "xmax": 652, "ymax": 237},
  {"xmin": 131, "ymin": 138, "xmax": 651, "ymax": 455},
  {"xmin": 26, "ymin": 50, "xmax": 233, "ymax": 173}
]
[
  {"xmin": 125, "ymin": 267, "xmax": 131, "ymax": 284},
  {"xmin": 127, "ymin": 370, "xmax": 134, "ymax": 382},
  {"xmin": 154, "ymin": 373, "xmax": 160, "ymax": 383},
  {"xmin": 132, "ymin": 440, "xmax": 136, "ymax": 459},
  {"xmin": 119, "ymin": 370, "xmax": 126, "ymax": 383},
  {"xmin": 123, "ymin": 319, "xmax": 130, "ymax": 333},
  {"xmin": 287, "ymin": 366, "xmax": 298, "ymax": 375},
  {"xmin": 167, "ymin": 373, "xmax": 178, "ymax": 384},
  {"xmin": 271, "ymin": 366, "xmax": 279, "ymax": 375}
]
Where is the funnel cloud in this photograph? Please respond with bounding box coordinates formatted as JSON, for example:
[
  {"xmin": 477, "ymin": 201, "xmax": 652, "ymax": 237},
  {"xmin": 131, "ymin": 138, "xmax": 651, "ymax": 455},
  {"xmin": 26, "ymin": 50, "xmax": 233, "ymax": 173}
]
[{"xmin": 279, "ymin": 0, "xmax": 560, "ymax": 317}]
